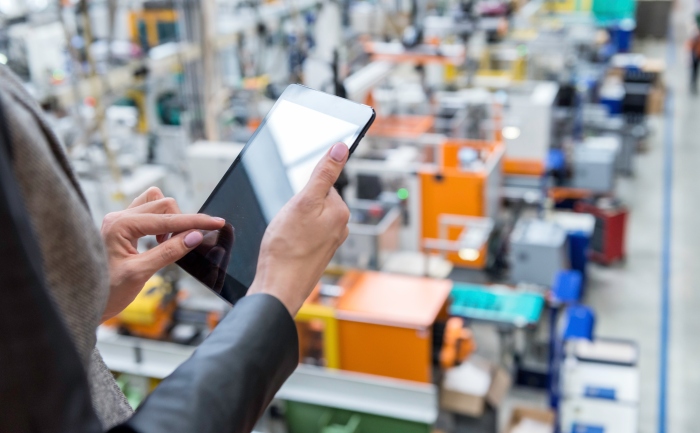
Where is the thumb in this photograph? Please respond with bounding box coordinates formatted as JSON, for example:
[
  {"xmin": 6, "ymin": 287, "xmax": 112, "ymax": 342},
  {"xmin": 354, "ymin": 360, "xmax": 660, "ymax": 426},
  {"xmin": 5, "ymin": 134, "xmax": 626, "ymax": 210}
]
[
  {"xmin": 136, "ymin": 230, "xmax": 204, "ymax": 274},
  {"xmin": 304, "ymin": 143, "xmax": 348, "ymax": 197}
]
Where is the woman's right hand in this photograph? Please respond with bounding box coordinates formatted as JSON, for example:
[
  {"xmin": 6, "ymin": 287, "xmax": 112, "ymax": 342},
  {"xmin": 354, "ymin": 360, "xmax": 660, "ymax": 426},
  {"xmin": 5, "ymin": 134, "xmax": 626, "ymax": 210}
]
[{"xmin": 247, "ymin": 143, "xmax": 351, "ymax": 316}]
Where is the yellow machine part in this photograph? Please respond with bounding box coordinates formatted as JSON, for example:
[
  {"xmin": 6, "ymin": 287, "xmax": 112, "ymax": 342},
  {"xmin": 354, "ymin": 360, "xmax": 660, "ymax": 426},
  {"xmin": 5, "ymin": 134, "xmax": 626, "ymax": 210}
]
[
  {"xmin": 125, "ymin": 89, "xmax": 148, "ymax": 133},
  {"xmin": 544, "ymin": 0, "xmax": 592, "ymax": 12},
  {"xmin": 128, "ymin": 9, "xmax": 178, "ymax": 49},
  {"xmin": 296, "ymin": 303, "xmax": 340, "ymax": 369},
  {"xmin": 478, "ymin": 50, "xmax": 527, "ymax": 83},
  {"xmin": 119, "ymin": 275, "xmax": 171, "ymax": 326}
]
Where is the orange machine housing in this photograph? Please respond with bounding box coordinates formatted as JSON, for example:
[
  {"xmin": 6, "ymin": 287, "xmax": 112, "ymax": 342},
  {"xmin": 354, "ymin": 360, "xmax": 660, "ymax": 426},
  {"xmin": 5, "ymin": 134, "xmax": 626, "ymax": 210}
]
[
  {"xmin": 363, "ymin": 41, "xmax": 466, "ymax": 66},
  {"xmin": 420, "ymin": 140, "xmax": 504, "ymax": 268},
  {"xmin": 503, "ymin": 158, "xmax": 545, "ymax": 176},
  {"xmin": 335, "ymin": 271, "xmax": 452, "ymax": 383}
]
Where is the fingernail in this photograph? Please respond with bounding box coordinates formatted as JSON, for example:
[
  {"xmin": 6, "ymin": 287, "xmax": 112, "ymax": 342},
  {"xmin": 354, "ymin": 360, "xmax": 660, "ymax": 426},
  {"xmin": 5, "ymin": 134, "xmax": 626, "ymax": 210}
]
[
  {"xmin": 330, "ymin": 143, "xmax": 348, "ymax": 162},
  {"xmin": 212, "ymin": 217, "xmax": 225, "ymax": 223},
  {"xmin": 184, "ymin": 231, "xmax": 204, "ymax": 248}
]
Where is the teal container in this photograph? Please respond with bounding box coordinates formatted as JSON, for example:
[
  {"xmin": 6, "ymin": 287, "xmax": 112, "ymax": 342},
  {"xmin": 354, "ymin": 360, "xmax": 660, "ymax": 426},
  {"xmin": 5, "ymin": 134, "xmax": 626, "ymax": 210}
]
[
  {"xmin": 285, "ymin": 401, "xmax": 431, "ymax": 433},
  {"xmin": 592, "ymin": 0, "xmax": 636, "ymax": 23},
  {"xmin": 450, "ymin": 283, "xmax": 545, "ymax": 326}
]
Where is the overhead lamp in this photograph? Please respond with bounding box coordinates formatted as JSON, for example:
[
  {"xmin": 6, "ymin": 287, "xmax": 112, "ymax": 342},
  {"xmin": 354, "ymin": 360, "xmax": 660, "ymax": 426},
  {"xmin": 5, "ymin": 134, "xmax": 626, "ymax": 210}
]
[{"xmin": 502, "ymin": 126, "xmax": 521, "ymax": 140}]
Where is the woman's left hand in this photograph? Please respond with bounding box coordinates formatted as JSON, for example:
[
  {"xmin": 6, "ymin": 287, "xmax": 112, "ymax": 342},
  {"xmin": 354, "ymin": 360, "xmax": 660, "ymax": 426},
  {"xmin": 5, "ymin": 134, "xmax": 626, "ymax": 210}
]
[{"xmin": 100, "ymin": 187, "xmax": 225, "ymax": 322}]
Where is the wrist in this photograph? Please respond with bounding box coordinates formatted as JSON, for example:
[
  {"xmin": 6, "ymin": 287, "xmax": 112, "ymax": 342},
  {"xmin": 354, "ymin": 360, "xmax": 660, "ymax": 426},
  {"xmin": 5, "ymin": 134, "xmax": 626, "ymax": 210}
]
[{"xmin": 248, "ymin": 278, "xmax": 299, "ymax": 317}]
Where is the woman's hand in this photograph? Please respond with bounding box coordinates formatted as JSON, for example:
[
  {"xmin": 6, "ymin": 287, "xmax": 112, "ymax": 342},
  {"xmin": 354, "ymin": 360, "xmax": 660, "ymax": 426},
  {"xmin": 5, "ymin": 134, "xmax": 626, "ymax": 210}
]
[
  {"xmin": 248, "ymin": 143, "xmax": 351, "ymax": 316},
  {"xmin": 176, "ymin": 222, "xmax": 235, "ymax": 294},
  {"xmin": 100, "ymin": 187, "xmax": 225, "ymax": 322}
]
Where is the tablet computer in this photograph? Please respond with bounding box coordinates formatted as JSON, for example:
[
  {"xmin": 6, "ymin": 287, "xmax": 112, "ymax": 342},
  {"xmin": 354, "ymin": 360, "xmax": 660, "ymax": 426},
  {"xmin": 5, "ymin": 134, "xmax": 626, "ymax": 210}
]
[{"xmin": 177, "ymin": 84, "xmax": 375, "ymax": 304}]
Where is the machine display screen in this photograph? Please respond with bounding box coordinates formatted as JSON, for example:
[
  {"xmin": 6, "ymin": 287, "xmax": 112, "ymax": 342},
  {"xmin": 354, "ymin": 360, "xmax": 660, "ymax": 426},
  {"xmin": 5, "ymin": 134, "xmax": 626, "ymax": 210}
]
[{"xmin": 177, "ymin": 85, "xmax": 374, "ymax": 304}]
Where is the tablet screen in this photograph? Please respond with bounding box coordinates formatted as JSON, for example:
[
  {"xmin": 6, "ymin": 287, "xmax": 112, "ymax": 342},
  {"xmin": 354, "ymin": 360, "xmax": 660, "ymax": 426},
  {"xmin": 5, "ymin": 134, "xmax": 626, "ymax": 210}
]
[{"xmin": 177, "ymin": 88, "xmax": 372, "ymax": 304}]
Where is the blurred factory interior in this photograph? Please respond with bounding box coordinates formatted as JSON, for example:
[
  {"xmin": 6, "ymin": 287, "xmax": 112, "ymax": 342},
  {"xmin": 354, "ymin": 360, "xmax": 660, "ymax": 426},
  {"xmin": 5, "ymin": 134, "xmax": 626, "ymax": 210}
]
[{"xmin": 1, "ymin": 0, "xmax": 697, "ymax": 431}]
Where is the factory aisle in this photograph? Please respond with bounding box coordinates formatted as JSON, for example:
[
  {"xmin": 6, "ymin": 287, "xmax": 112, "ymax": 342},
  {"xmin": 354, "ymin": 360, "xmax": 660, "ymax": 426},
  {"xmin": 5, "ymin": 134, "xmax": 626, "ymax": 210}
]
[
  {"xmin": 666, "ymin": 41, "xmax": 700, "ymax": 432},
  {"xmin": 585, "ymin": 40, "xmax": 700, "ymax": 433}
]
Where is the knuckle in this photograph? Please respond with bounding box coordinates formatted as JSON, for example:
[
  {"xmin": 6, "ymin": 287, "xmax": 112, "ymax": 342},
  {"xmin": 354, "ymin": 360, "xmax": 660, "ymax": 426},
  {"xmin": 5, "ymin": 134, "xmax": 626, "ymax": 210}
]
[
  {"xmin": 159, "ymin": 244, "xmax": 180, "ymax": 263},
  {"xmin": 339, "ymin": 205, "xmax": 350, "ymax": 222},
  {"xmin": 331, "ymin": 202, "xmax": 350, "ymax": 223},
  {"xmin": 162, "ymin": 197, "xmax": 178, "ymax": 212},
  {"xmin": 147, "ymin": 186, "xmax": 163, "ymax": 200},
  {"xmin": 316, "ymin": 166, "xmax": 337, "ymax": 186},
  {"xmin": 119, "ymin": 260, "xmax": 139, "ymax": 279},
  {"xmin": 101, "ymin": 212, "xmax": 120, "ymax": 232}
]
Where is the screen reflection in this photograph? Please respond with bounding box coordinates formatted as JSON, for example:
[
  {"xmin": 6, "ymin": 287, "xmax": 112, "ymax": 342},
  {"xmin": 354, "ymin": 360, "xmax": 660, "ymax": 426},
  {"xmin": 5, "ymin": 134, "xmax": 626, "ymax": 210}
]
[{"xmin": 178, "ymin": 100, "xmax": 362, "ymax": 304}]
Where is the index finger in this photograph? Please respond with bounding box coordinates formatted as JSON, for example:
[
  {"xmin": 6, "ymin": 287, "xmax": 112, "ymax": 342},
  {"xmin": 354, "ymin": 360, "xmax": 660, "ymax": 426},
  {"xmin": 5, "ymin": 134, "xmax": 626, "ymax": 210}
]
[
  {"xmin": 303, "ymin": 143, "xmax": 349, "ymax": 198},
  {"xmin": 122, "ymin": 213, "xmax": 225, "ymax": 237},
  {"xmin": 128, "ymin": 187, "xmax": 165, "ymax": 209}
]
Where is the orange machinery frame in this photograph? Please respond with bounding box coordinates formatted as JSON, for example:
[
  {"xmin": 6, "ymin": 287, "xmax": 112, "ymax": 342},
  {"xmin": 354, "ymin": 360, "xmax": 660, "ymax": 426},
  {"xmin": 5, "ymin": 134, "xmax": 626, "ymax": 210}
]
[
  {"xmin": 419, "ymin": 139, "xmax": 504, "ymax": 269},
  {"xmin": 333, "ymin": 271, "xmax": 452, "ymax": 383},
  {"xmin": 362, "ymin": 41, "xmax": 466, "ymax": 66},
  {"xmin": 366, "ymin": 115, "xmax": 435, "ymax": 139}
]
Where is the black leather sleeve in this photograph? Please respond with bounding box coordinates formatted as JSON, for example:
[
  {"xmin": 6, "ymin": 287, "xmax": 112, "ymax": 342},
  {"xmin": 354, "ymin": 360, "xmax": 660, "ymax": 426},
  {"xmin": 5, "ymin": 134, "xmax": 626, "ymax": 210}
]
[
  {"xmin": 112, "ymin": 294, "xmax": 299, "ymax": 433},
  {"xmin": 0, "ymin": 96, "xmax": 103, "ymax": 433}
]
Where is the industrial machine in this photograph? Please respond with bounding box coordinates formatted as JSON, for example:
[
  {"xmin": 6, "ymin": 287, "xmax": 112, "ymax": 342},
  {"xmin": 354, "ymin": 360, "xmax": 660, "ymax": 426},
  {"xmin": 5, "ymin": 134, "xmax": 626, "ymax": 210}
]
[
  {"xmin": 560, "ymin": 339, "xmax": 639, "ymax": 433},
  {"xmin": 434, "ymin": 89, "xmax": 495, "ymax": 140},
  {"xmin": 296, "ymin": 271, "xmax": 452, "ymax": 383},
  {"xmin": 502, "ymin": 81, "xmax": 559, "ymax": 176},
  {"xmin": 509, "ymin": 219, "xmax": 569, "ymax": 287},
  {"xmin": 582, "ymin": 105, "xmax": 645, "ymax": 176},
  {"xmin": 474, "ymin": 45, "xmax": 528, "ymax": 89},
  {"xmin": 186, "ymin": 140, "xmax": 245, "ymax": 211},
  {"xmin": 420, "ymin": 139, "xmax": 504, "ymax": 269},
  {"xmin": 572, "ymin": 136, "xmax": 619, "ymax": 193},
  {"xmin": 129, "ymin": 2, "xmax": 179, "ymax": 52},
  {"xmin": 335, "ymin": 200, "xmax": 402, "ymax": 270}
]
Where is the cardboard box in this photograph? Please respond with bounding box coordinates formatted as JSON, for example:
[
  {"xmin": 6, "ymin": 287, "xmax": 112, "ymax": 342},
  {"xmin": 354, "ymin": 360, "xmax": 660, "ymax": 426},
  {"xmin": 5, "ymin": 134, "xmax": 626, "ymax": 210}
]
[
  {"xmin": 503, "ymin": 407, "xmax": 556, "ymax": 433},
  {"xmin": 646, "ymin": 85, "xmax": 666, "ymax": 115},
  {"xmin": 643, "ymin": 58, "xmax": 666, "ymax": 75},
  {"xmin": 440, "ymin": 357, "xmax": 511, "ymax": 417}
]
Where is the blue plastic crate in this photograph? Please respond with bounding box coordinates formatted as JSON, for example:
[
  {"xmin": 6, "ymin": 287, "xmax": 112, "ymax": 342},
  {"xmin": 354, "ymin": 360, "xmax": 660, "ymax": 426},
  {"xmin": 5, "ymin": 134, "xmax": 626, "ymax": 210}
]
[{"xmin": 552, "ymin": 270, "xmax": 583, "ymax": 304}]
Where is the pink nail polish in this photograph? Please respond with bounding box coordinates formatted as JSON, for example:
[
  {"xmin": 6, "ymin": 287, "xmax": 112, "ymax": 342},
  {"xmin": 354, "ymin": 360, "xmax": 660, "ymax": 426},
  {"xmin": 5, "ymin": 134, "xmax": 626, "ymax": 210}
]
[
  {"xmin": 184, "ymin": 231, "xmax": 204, "ymax": 248},
  {"xmin": 330, "ymin": 143, "xmax": 348, "ymax": 162}
]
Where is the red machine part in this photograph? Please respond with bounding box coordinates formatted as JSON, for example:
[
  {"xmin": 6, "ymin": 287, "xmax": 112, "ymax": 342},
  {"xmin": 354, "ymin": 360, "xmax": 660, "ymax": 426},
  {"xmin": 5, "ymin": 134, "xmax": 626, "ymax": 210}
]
[{"xmin": 575, "ymin": 201, "xmax": 628, "ymax": 265}]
